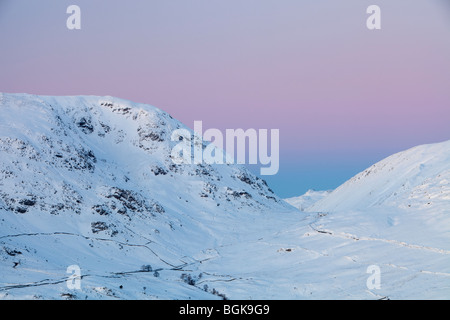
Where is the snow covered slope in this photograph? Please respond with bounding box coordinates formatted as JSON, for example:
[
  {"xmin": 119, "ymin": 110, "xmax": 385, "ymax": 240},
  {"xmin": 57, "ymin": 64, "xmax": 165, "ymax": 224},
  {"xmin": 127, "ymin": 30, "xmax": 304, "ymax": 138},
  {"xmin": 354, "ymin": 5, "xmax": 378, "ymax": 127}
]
[
  {"xmin": 285, "ymin": 190, "xmax": 332, "ymax": 211},
  {"xmin": 308, "ymin": 140, "xmax": 450, "ymax": 213},
  {"xmin": 1, "ymin": 93, "xmax": 449, "ymax": 300},
  {"xmin": 0, "ymin": 93, "xmax": 293, "ymax": 299}
]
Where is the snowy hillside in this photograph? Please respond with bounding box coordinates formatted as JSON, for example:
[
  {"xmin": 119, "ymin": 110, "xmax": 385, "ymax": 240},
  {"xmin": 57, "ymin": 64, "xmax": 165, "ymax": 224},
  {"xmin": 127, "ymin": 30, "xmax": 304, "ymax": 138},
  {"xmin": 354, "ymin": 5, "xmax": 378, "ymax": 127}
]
[
  {"xmin": 285, "ymin": 190, "xmax": 332, "ymax": 211},
  {"xmin": 0, "ymin": 93, "xmax": 293, "ymax": 299},
  {"xmin": 308, "ymin": 140, "xmax": 450, "ymax": 213},
  {"xmin": 1, "ymin": 93, "xmax": 449, "ymax": 300}
]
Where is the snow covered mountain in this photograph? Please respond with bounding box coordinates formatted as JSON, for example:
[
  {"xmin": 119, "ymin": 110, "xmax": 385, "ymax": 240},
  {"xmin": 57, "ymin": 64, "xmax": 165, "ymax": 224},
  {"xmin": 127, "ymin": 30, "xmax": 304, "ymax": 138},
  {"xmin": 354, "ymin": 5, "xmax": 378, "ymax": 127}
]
[
  {"xmin": 0, "ymin": 93, "xmax": 295, "ymax": 299},
  {"xmin": 1, "ymin": 93, "xmax": 449, "ymax": 300},
  {"xmin": 308, "ymin": 140, "xmax": 450, "ymax": 213},
  {"xmin": 287, "ymin": 141, "xmax": 450, "ymax": 299},
  {"xmin": 285, "ymin": 190, "xmax": 332, "ymax": 211}
]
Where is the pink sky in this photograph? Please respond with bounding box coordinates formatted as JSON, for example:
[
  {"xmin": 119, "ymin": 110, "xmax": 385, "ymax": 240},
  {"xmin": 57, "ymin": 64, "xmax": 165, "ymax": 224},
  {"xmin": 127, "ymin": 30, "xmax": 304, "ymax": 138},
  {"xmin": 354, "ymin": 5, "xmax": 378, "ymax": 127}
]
[{"xmin": 1, "ymin": 0, "xmax": 449, "ymax": 196}]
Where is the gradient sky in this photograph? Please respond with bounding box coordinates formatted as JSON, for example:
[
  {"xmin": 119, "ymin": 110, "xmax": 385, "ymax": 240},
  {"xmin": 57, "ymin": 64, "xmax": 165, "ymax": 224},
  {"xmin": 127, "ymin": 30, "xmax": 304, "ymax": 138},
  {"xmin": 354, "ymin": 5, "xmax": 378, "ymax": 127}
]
[{"xmin": 1, "ymin": 0, "xmax": 450, "ymax": 197}]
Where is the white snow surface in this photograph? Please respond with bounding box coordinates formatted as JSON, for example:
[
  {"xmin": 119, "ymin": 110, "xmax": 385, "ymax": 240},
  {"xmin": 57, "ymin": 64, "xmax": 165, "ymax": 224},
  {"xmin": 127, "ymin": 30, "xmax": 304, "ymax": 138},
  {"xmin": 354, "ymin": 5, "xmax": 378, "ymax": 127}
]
[
  {"xmin": 0, "ymin": 93, "xmax": 449, "ymax": 300},
  {"xmin": 285, "ymin": 190, "xmax": 332, "ymax": 211},
  {"xmin": 309, "ymin": 140, "xmax": 450, "ymax": 213}
]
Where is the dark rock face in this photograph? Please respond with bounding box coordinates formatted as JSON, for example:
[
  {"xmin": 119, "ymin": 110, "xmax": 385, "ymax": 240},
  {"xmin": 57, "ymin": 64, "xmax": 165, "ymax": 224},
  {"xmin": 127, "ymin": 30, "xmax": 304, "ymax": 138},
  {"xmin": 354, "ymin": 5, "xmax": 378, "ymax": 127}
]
[{"xmin": 77, "ymin": 117, "xmax": 94, "ymax": 134}]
